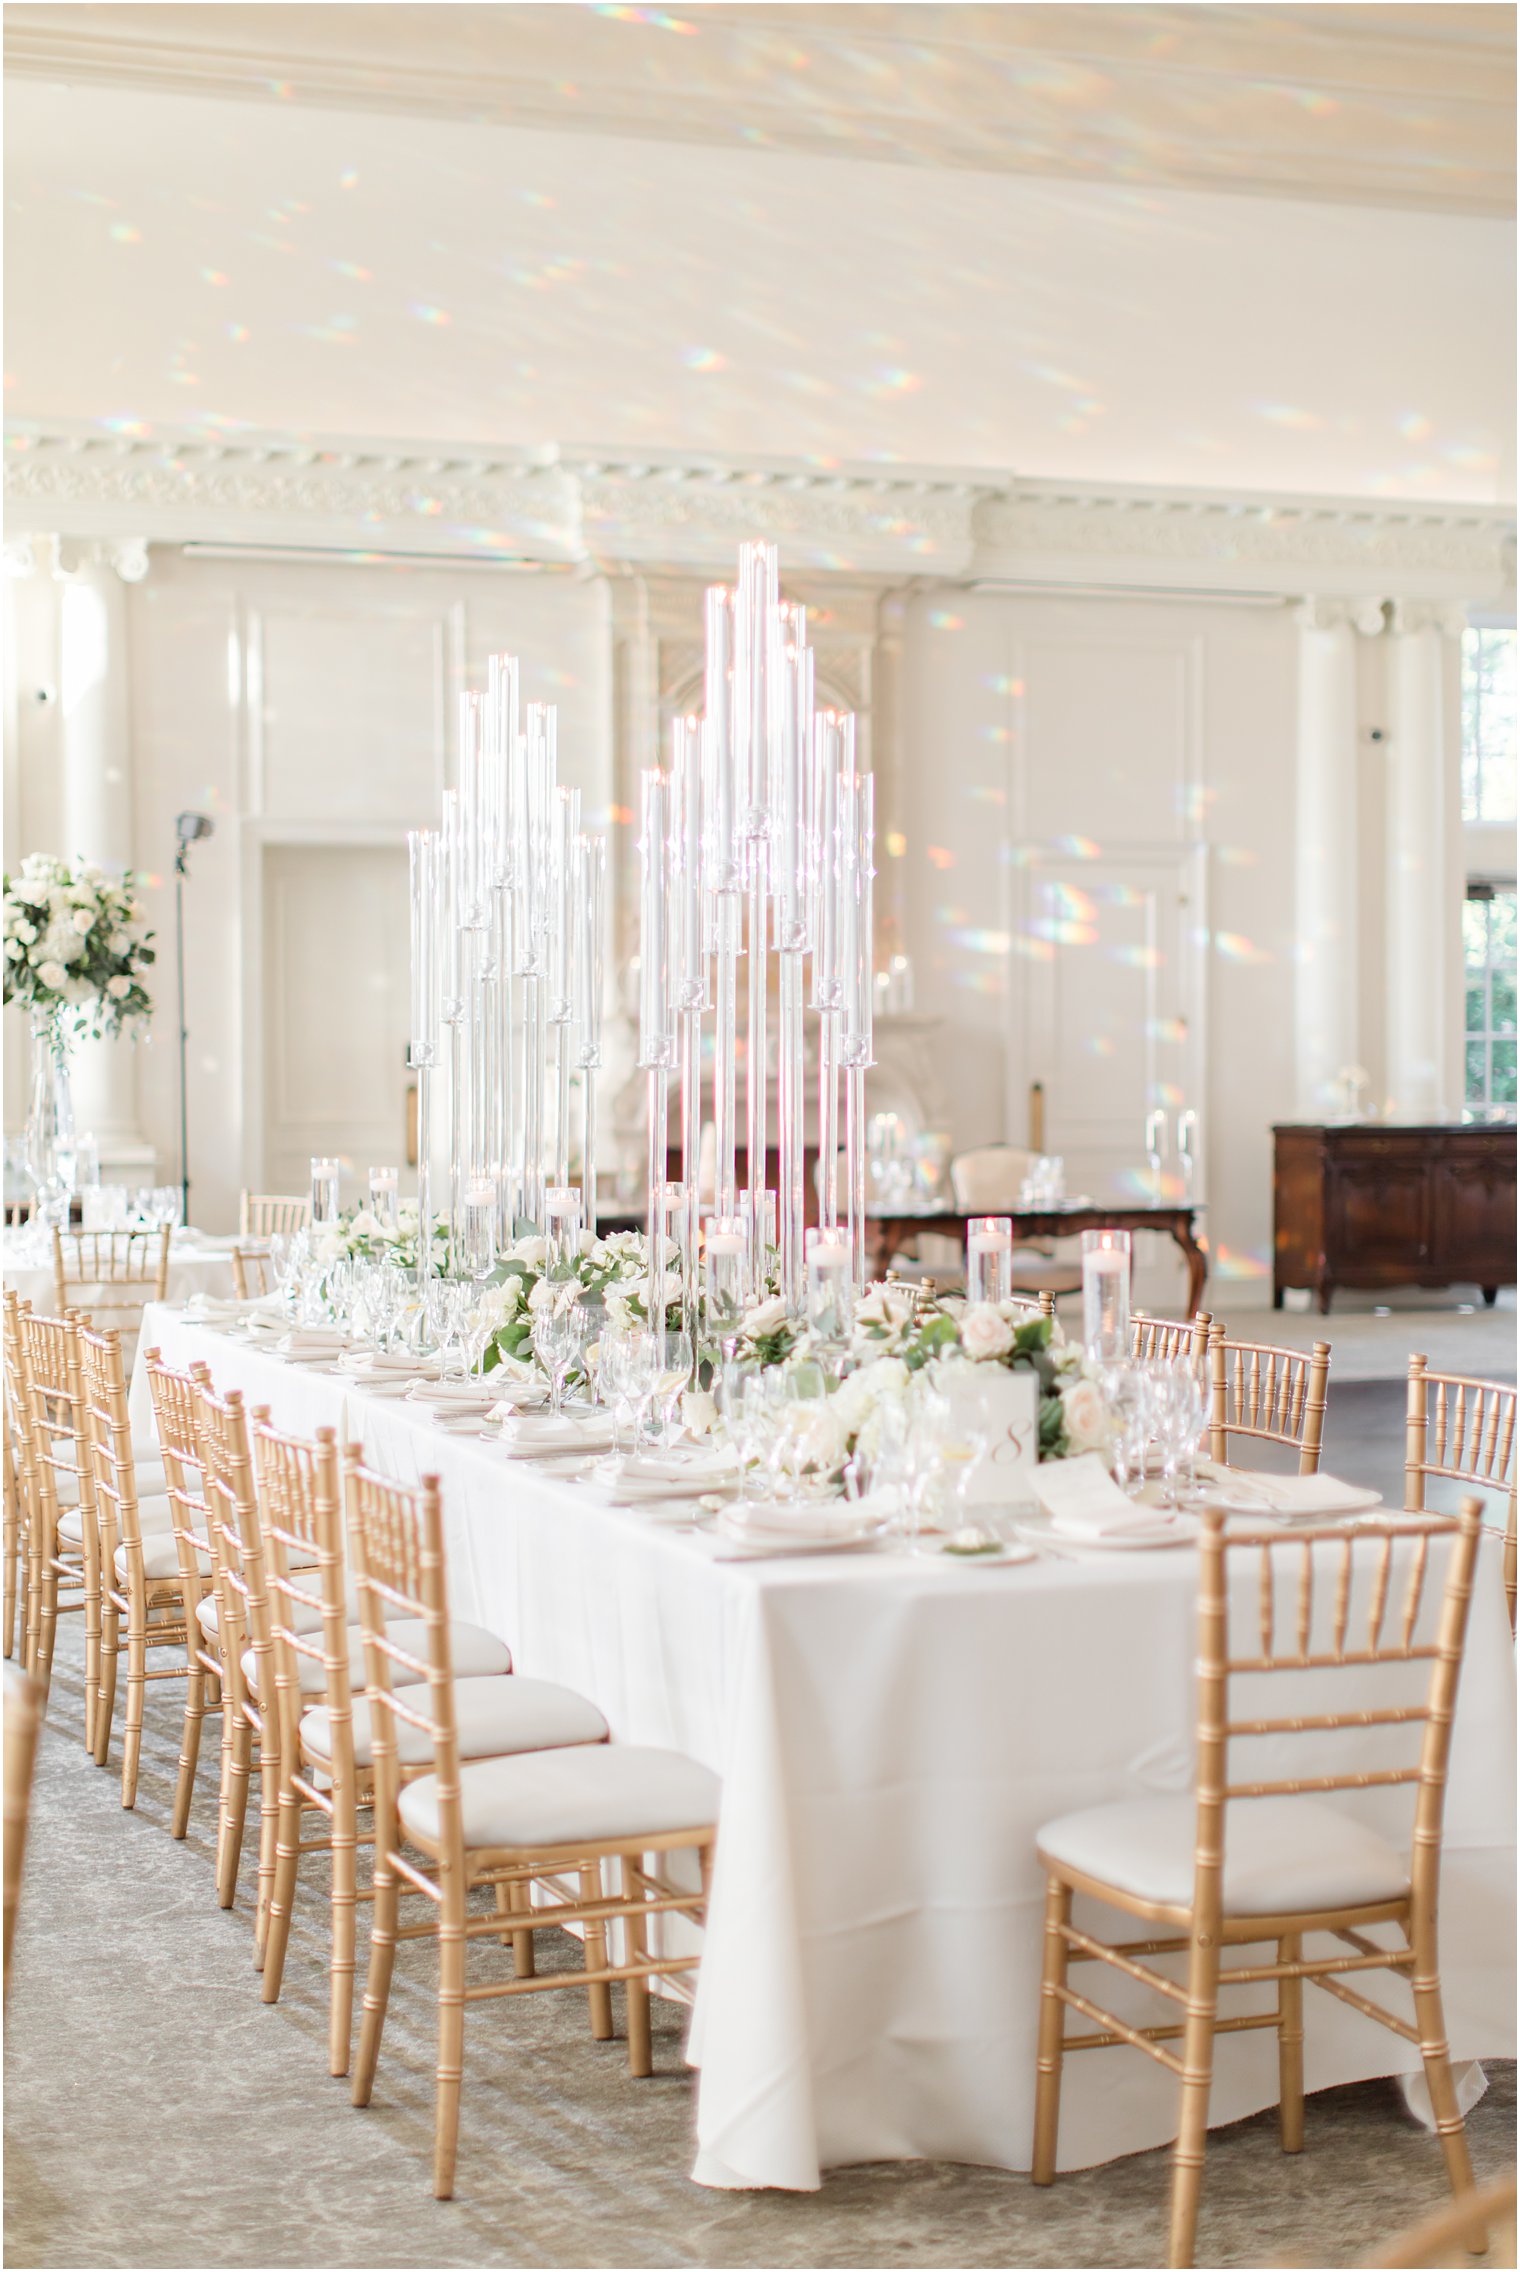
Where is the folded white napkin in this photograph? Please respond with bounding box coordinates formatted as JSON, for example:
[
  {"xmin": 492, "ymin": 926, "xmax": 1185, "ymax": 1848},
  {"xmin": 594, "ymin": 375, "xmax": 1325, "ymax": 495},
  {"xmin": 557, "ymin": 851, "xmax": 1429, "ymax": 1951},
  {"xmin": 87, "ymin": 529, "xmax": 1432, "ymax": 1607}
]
[
  {"xmin": 486, "ymin": 1365, "xmax": 541, "ymax": 1406},
  {"xmin": 184, "ymin": 1295, "xmax": 246, "ymax": 1321},
  {"xmin": 725, "ymin": 1498, "xmax": 871, "ymax": 1542},
  {"xmin": 499, "ymin": 1411, "xmax": 615, "ymax": 1454},
  {"xmin": 1033, "ymin": 1454, "xmax": 1162, "ymax": 1540},
  {"xmin": 1208, "ymin": 1469, "xmax": 1377, "ymax": 1519},
  {"xmin": 406, "ymin": 1378, "xmax": 498, "ymax": 1407},
  {"xmin": 276, "ymin": 1328, "xmax": 350, "ymax": 1358},
  {"xmin": 618, "ymin": 1447, "xmax": 736, "ymax": 1486},
  {"xmin": 337, "ymin": 1349, "xmax": 438, "ymax": 1378}
]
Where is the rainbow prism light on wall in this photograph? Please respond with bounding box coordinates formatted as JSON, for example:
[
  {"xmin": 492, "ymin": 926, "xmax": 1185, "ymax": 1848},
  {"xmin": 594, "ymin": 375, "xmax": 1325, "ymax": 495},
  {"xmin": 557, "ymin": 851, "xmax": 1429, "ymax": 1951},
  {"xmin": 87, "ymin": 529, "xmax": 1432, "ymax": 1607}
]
[{"xmin": 637, "ymin": 541, "xmax": 876, "ymax": 1323}]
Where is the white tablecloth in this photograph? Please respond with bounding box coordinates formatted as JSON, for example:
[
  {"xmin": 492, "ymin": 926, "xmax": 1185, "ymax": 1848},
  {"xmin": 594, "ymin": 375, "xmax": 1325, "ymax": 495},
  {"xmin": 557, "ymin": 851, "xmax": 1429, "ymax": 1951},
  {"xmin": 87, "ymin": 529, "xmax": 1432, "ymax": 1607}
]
[
  {"xmin": 128, "ymin": 1305, "xmax": 1518, "ymax": 2193},
  {"xmin": 4, "ymin": 1232, "xmax": 240, "ymax": 1315}
]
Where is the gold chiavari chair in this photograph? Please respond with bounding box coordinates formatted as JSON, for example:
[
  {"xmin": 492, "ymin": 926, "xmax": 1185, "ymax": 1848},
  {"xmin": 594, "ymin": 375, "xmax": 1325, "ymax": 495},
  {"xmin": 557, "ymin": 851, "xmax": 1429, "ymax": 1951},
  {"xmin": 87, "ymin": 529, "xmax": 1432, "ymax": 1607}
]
[
  {"xmin": 15, "ymin": 1303, "xmax": 102, "ymax": 1739},
  {"xmin": 78, "ymin": 1323, "xmax": 207, "ymax": 1808},
  {"xmin": 1031, "ymin": 1500, "xmax": 1487, "ymax": 2270},
  {"xmin": 250, "ymin": 1419, "xmax": 608, "ymax": 2075},
  {"xmin": 1208, "ymin": 1328, "xmax": 1330, "ymax": 1473},
  {"xmin": 1372, "ymin": 2175, "xmax": 1517, "ymax": 2268},
  {"xmin": 230, "ymin": 1244, "xmax": 273, "ymax": 1302},
  {"xmin": 51, "ymin": 1225, "xmax": 171, "ymax": 1342},
  {"xmin": 140, "ymin": 1349, "xmax": 220, "ymax": 1842},
  {"xmin": 3, "ymin": 1362, "xmax": 27, "ymax": 1663},
  {"xmin": 3, "ymin": 1660, "xmax": 43, "ymax": 2002},
  {"xmin": 1132, "ymin": 1309, "xmax": 1213, "ymax": 1372},
  {"xmin": 192, "ymin": 1377, "xmax": 285, "ymax": 1947},
  {"xmin": 1007, "ymin": 1291, "xmax": 1058, "ymax": 1323},
  {"xmin": 1405, "ymin": 1354, "xmax": 1517, "ymax": 1631},
  {"xmin": 347, "ymin": 1447, "xmax": 720, "ymax": 2198},
  {"xmin": 239, "ymin": 1193, "xmax": 310, "ymax": 1239},
  {"xmin": 2, "ymin": 1298, "xmax": 42, "ymax": 1680}
]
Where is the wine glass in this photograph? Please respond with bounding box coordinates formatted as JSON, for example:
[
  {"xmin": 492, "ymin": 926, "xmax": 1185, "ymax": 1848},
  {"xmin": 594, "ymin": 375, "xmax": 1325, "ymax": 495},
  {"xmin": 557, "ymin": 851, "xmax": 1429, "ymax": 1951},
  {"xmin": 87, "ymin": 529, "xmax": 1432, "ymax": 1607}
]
[
  {"xmin": 652, "ymin": 1326, "xmax": 694, "ymax": 1450},
  {"xmin": 1157, "ymin": 1358, "xmax": 1207, "ymax": 1506},
  {"xmin": 1100, "ymin": 1362, "xmax": 1154, "ymax": 1497},
  {"xmin": 531, "ymin": 1292, "xmax": 583, "ymax": 1417}
]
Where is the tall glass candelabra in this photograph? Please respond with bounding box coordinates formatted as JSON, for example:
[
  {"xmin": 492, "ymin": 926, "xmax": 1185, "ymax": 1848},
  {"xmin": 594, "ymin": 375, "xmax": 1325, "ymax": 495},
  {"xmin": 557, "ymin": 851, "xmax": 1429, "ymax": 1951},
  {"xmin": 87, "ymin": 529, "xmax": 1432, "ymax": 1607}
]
[
  {"xmin": 637, "ymin": 541, "xmax": 876, "ymax": 1319},
  {"xmin": 406, "ymin": 660, "xmax": 607, "ymax": 1282}
]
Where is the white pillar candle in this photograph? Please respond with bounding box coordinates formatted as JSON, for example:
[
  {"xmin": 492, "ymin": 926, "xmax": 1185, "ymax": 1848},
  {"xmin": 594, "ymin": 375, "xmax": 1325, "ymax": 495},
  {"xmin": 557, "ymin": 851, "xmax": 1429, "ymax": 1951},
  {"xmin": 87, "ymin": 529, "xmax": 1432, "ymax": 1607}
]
[
  {"xmin": 1081, "ymin": 1229, "xmax": 1131, "ymax": 1362},
  {"xmin": 966, "ymin": 1216, "xmax": 1013, "ymax": 1306}
]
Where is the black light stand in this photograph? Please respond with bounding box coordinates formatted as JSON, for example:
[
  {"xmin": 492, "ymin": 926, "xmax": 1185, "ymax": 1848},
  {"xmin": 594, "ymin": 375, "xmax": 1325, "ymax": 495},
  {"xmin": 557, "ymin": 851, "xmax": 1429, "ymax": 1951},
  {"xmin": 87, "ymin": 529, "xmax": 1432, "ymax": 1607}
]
[{"xmin": 173, "ymin": 812, "xmax": 214, "ymax": 1227}]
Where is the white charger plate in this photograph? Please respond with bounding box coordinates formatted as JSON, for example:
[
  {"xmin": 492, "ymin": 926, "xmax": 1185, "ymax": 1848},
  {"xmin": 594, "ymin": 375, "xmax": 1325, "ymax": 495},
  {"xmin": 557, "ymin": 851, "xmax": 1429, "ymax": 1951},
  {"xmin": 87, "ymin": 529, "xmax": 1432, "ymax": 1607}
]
[{"xmin": 1014, "ymin": 1510, "xmax": 1201, "ymax": 1556}]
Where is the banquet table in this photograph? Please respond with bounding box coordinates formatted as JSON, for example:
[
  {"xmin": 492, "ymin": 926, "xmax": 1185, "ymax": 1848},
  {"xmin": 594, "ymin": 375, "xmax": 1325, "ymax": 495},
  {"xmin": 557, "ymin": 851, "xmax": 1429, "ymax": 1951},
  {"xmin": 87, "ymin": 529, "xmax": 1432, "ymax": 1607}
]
[
  {"xmin": 128, "ymin": 1303, "xmax": 1516, "ymax": 2194},
  {"xmin": 3, "ymin": 1229, "xmax": 242, "ymax": 1315}
]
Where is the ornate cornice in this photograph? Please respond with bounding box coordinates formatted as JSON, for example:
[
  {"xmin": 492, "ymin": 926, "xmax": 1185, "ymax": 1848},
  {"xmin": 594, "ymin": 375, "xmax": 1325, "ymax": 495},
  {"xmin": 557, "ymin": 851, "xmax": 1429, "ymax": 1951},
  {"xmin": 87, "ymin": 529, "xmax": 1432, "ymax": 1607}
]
[{"xmin": 4, "ymin": 421, "xmax": 1513, "ymax": 601}]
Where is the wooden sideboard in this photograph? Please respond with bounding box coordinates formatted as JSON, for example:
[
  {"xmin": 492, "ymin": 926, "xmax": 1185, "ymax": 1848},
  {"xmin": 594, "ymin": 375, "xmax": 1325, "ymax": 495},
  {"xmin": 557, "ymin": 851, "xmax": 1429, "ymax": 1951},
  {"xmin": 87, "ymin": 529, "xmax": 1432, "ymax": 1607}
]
[{"xmin": 1273, "ymin": 1123, "xmax": 1517, "ymax": 1312}]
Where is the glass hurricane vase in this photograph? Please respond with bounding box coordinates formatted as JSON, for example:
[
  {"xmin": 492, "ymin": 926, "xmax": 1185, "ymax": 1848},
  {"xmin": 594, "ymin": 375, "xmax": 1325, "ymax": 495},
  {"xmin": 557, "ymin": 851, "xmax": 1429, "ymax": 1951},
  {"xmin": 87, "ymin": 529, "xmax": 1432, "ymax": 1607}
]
[{"xmin": 25, "ymin": 1012, "xmax": 76, "ymax": 1225}]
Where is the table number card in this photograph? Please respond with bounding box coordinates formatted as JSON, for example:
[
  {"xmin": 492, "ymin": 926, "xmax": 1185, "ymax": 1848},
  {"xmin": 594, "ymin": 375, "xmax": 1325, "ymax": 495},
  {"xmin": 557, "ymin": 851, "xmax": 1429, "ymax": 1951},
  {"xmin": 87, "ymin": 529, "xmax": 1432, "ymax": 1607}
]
[{"xmin": 940, "ymin": 1362, "xmax": 1038, "ymax": 1511}]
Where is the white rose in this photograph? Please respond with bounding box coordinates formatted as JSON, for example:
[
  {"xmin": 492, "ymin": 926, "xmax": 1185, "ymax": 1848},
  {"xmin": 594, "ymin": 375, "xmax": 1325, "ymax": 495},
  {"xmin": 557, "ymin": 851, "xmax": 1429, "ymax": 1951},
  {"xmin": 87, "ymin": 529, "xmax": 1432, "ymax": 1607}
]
[
  {"xmin": 742, "ymin": 1295, "xmax": 788, "ymax": 1338},
  {"xmin": 510, "ymin": 1235, "xmax": 548, "ymax": 1271},
  {"xmin": 960, "ymin": 1304, "xmax": 1014, "ymax": 1362},
  {"xmin": 106, "ymin": 974, "xmax": 131, "ymax": 998},
  {"xmin": 1061, "ymin": 1378, "xmax": 1112, "ymax": 1454},
  {"xmin": 681, "ymin": 1387, "xmax": 718, "ymax": 1439},
  {"xmin": 527, "ymin": 1277, "xmax": 557, "ymax": 1313},
  {"xmin": 70, "ymin": 908, "xmax": 94, "ymax": 934},
  {"xmin": 577, "ymin": 1227, "xmax": 599, "ymax": 1257},
  {"xmin": 483, "ymin": 1276, "xmax": 520, "ymax": 1322},
  {"xmin": 36, "ymin": 958, "xmax": 67, "ymax": 990},
  {"xmin": 15, "ymin": 921, "xmax": 37, "ymax": 946}
]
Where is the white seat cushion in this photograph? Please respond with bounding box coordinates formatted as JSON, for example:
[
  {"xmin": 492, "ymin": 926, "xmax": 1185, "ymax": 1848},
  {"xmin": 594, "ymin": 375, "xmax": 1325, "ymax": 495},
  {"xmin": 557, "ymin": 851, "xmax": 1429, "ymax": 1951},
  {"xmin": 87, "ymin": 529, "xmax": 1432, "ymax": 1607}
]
[
  {"xmin": 114, "ymin": 1531, "xmax": 185, "ymax": 1585},
  {"xmin": 58, "ymin": 1491, "xmax": 176, "ymax": 1549},
  {"xmin": 398, "ymin": 1743, "xmax": 720, "ymax": 1854},
  {"xmin": 197, "ymin": 1575, "xmax": 356, "ymax": 1642},
  {"xmin": 1037, "ymin": 1795, "xmax": 1409, "ymax": 1917},
  {"xmin": 301, "ymin": 1675, "xmax": 607, "ymax": 1769},
  {"xmin": 241, "ymin": 1620, "xmax": 511, "ymax": 1698},
  {"xmin": 54, "ymin": 1455, "xmax": 168, "ymax": 1508}
]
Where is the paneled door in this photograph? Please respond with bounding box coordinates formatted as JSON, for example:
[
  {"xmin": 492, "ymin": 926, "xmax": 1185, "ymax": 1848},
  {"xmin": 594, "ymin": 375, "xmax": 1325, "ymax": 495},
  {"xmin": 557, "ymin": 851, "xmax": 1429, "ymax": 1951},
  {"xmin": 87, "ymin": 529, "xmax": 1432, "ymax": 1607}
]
[
  {"xmin": 1009, "ymin": 847, "xmax": 1204, "ymax": 1203},
  {"xmin": 261, "ymin": 844, "xmax": 411, "ymax": 1195}
]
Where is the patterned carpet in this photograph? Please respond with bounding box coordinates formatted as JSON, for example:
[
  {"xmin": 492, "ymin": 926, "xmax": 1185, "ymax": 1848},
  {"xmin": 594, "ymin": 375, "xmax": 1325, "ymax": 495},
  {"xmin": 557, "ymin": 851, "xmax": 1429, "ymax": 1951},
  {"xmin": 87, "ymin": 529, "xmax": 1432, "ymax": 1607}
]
[{"xmin": 5, "ymin": 1622, "xmax": 1514, "ymax": 2271}]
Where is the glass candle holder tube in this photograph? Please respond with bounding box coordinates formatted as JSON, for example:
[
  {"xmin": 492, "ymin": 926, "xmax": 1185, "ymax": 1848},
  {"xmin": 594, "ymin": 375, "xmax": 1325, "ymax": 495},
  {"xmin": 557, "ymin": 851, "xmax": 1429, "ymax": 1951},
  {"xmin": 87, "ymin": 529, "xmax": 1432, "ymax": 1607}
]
[
  {"xmin": 806, "ymin": 1228, "xmax": 853, "ymax": 1346},
  {"xmin": 704, "ymin": 1216, "xmax": 747, "ymax": 1344},
  {"xmin": 310, "ymin": 1157, "xmax": 341, "ymax": 1226},
  {"xmin": 966, "ymin": 1217, "xmax": 1013, "ymax": 1306},
  {"xmin": 544, "ymin": 1183, "xmax": 583, "ymax": 1275},
  {"xmin": 369, "ymin": 1167, "xmax": 399, "ymax": 1234},
  {"xmin": 1082, "ymin": 1229, "xmax": 1131, "ymax": 1362},
  {"xmin": 461, "ymin": 1176, "xmax": 498, "ymax": 1282}
]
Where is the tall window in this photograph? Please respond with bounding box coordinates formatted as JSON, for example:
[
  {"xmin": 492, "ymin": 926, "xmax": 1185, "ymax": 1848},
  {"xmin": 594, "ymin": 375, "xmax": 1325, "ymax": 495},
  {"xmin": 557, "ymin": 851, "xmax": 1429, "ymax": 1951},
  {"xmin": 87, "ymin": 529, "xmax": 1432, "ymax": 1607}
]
[
  {"xmin": 1464, "ymin": 886, "xmax": 1517, "ymax": 1115},
  {"xmin": 1461, "ymin": 626, "xmax": 1517, "ymax": 825}
]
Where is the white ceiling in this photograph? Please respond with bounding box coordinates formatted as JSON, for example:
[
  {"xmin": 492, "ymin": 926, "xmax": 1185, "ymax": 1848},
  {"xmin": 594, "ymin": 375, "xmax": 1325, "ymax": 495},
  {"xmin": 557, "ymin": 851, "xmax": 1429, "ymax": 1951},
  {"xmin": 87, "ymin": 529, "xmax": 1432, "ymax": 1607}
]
[
  {"xmin": 7, "ymin": 3, "xmax": 1515, "ymax": 217},
  {"xmin": 4, "ymin": 7, "xmax": 1514, "ymax": 506}
]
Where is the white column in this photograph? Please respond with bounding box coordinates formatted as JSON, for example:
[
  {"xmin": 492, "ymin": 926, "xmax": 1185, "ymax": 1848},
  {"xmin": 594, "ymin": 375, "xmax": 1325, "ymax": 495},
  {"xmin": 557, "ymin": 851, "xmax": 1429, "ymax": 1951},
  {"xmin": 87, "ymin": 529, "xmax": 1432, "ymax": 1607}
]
[
  {"xmin": 1294, "ymin": 597, "xmax": 1384, "ymax": 1118},
  {"xmin": 55, "ymin": 544, "xmax": 154, "ymax": 1169},
  {"xmin": 1386, "ymin": 600, "xmax": 1467, "ymax": 1121}
]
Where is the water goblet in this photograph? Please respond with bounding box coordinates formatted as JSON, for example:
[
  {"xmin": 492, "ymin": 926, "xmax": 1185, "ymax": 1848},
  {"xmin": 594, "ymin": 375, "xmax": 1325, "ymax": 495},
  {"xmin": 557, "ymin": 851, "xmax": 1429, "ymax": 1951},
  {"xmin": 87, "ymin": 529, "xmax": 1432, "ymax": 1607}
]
[
  {"xmin": 531, "ymin": 1291, "xmax": 583, "ymax": 1417},
  {"xmin": 652, "ymin": 1326, "xmax": 694, "ymax": 1449}
]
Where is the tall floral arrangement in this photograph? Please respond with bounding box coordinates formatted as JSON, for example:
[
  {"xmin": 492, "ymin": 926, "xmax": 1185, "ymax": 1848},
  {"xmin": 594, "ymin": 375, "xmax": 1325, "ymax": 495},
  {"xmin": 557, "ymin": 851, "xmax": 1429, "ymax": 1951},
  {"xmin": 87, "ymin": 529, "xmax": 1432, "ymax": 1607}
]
[{"xmin": 3, "ymin": 855, "xmax": 155, "ymax": 1038}]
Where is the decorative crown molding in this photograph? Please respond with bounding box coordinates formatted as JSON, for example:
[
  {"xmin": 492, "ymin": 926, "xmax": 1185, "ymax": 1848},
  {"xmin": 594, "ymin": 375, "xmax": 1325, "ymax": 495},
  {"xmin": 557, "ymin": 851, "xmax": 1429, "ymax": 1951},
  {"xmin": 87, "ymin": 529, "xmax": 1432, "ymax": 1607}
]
[{"xmin": 4, "ymin": 421, "xmax": 1513, "ymax": 602}]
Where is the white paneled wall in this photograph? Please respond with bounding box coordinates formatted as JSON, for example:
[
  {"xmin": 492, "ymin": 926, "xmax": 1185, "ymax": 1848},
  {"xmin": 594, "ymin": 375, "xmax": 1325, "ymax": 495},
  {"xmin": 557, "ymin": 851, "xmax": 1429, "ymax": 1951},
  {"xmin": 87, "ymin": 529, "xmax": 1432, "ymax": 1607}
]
[{"xmin": 901, "ymin": 589, "xmax": 1300, "ymax": 1304}]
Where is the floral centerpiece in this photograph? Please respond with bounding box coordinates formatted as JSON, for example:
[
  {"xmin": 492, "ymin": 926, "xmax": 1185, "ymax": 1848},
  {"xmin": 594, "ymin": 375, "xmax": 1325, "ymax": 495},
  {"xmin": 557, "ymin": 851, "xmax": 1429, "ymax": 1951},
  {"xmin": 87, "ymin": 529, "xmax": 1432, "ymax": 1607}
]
[
  {"xmin": 4, "ymin": 855, "xmax": 155, "ymax": 1038},
  {"xmin": 313, "ymin": 1199, "xmax": 453, "ymax": 1277},
  {"xmin": 5, "ymin": 854, "xmax": 158, "ymax": 1212},
  {"xmin": 480, "ymin": 1229, "xmax": 652, "ymax": 1374}
]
